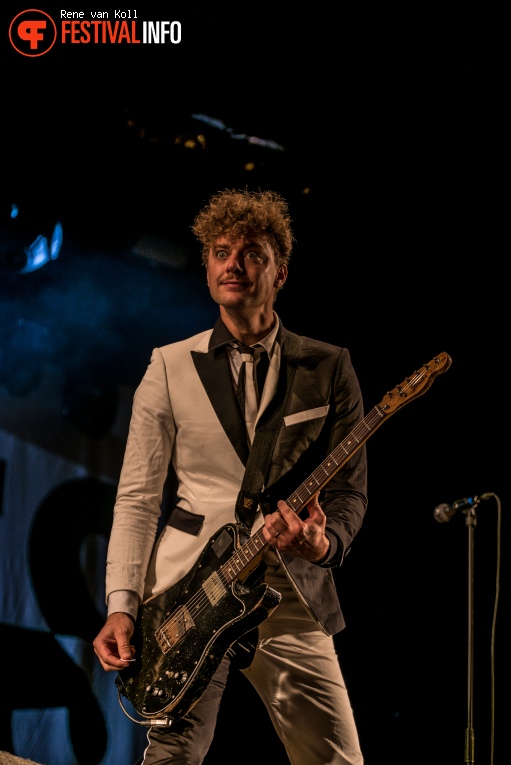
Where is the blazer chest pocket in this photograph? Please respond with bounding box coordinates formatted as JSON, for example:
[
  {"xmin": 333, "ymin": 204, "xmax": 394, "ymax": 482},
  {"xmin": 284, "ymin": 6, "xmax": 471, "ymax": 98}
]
[{"xmin": 283, "ymin": 405, "xmax": 329, "ymax": 428}]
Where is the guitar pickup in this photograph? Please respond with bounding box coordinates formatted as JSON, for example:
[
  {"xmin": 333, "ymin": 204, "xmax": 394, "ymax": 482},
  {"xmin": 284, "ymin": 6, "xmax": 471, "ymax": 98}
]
[
  {"xmin": 155, "ymin": 606, "xmax": 194, "ymax": 653},
  {"xmin": 202, "ymin": 572, "xmax": 226, "ymax": 606}
]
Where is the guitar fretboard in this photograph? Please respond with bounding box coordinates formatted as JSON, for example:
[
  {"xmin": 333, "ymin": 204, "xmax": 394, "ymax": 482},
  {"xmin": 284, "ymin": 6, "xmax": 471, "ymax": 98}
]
[
  {"xmin": 218, "ymin": 402, "xmax": 387, "ymax": 585},
  {"xmin": 216, "ymin": 352, "xmax": 452, "ymax": 587}
]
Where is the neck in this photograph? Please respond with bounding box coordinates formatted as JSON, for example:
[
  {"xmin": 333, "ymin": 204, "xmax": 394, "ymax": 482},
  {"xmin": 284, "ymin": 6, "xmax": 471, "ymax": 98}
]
[{"xmin": 219, "ymin": 307, "xmax": 276, "ymax": 346}]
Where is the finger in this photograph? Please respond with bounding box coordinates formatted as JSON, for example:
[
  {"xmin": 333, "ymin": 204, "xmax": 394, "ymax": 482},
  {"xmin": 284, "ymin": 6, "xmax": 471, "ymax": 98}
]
[
  {"xmin": 94, "ymin": 647, "xmax": 122, "ymax": 672},
  {"xmin": 277, "ymin": 500, "xmax": 291, "ymax": 515},
  {"xmin": 118, "ymin": 643, "xmax": 136, "ymax": 662},
  {"xmin": 276, "ymin": 502, "xmax": 299, "ymax": 527},
  {"xmin": 306, "ymin": 492, "xmax": 321, "ymax": 509},
  {"xmin": 306, "ymin": 494, "xmax": 325, "ymax": 522},
  {"xmin": 262, "ymin": 524, "xmax": 278, "ymax": 546}
]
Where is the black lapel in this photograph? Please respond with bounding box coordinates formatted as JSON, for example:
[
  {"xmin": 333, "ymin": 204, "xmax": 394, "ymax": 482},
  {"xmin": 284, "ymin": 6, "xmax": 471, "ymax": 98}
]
[
  {"xmin": 191, "ymin": 319, "xmax": 249, "ymax": 465},
  {"xmin": 256, "ymin": 325, "xmax": 301, "ymax": 429},
  {"xmin": 235, "ymin": 328, "xmax": 302, "ymax": 531}
]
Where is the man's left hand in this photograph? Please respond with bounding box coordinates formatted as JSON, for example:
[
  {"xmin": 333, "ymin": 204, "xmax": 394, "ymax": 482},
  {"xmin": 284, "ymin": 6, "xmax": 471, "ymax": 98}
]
[{"xmin": 262, "ymin": 492, "xmax": 329, "ymax": 562}]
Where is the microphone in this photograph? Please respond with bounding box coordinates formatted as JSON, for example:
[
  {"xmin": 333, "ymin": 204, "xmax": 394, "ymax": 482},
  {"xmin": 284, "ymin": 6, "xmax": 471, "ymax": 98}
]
[{"xmin": 433, "ymin": 494, "xmax": 491, "ymax": 523}]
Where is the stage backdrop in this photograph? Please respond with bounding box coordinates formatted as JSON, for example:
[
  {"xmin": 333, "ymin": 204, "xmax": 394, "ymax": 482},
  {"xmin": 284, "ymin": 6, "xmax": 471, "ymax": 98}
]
[{"xmin": 0, "ymin": 374, "xmax": 149, "ymax": 764}]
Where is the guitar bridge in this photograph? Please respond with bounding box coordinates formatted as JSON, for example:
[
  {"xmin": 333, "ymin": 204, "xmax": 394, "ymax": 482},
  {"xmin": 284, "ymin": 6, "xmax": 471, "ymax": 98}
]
[{"xmin": 155, "ymin": 606, "xmax": 194, "ymax": 654}]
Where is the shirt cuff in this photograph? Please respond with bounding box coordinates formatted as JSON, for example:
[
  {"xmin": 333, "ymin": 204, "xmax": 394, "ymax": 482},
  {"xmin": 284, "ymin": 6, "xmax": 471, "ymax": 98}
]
[
  {"xmin": 107, "ymin": 590, "xmax": 139, "ymax": 621},
  {"xmin": 315, "ymin": 529, "xmax": 346, "ymax": 566}
]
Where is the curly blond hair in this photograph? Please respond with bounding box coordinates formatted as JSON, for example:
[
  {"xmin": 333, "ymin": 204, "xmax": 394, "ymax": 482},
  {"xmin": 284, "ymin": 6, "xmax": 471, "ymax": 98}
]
[{"xmin": 191, "ymin": 189, "xmax": 294, "ymax": 268}]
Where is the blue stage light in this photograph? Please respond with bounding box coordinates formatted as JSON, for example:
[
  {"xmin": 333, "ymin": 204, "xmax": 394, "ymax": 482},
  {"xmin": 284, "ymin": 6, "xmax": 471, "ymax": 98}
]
[{"xmin": 18, "ymin": 221, "xmax": 63, "ymax": 274}]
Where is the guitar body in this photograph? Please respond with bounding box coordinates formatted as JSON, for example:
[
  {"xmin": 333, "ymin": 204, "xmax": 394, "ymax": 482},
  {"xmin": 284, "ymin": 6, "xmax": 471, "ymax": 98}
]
[{"xmin": 116, "ymin": 523, "xmax": 281, "ymax": 721}]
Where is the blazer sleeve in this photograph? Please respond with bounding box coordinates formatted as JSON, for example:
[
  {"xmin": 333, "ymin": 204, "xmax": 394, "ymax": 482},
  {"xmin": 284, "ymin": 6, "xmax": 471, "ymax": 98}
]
[
  {"xmin": 319, "ymin": 346, "xmax": 368, "ymax": 567},
  {"xmin": 106, "ymin": 347, "xmax": 175, "ymax": 603},
  {"xmin": 263, "ymin": 339, "xmax": 368, "ymax": 570}
]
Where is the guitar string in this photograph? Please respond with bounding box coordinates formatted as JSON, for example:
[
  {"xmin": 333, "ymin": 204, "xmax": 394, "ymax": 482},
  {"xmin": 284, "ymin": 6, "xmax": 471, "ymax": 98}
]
[{"xmin": 160, "ymin": 359, "xmax": 443, "ymax": 639}]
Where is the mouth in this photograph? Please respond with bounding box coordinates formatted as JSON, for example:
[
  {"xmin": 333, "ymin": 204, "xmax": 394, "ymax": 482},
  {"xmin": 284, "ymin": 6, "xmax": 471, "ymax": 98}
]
[{"xmin": 220, "ymin": 280, "xmax": 250, "ymax": 288}]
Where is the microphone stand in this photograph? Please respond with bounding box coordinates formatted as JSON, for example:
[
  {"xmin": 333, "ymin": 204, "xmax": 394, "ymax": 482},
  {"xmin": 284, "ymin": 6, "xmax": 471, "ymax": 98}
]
[{"xmin": 464, "ymin": 501, "xmax": 479, "ymax": 765}]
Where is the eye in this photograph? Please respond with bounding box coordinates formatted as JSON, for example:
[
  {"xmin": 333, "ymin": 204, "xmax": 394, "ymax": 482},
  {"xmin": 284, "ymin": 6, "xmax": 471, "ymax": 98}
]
[
  {"xmin": 244, "ymin": 250, "xmax": 264, "ymax": 263},
  {"xmin": 215, "ymin": 250, "xmax": 228, "ymax": 260}
]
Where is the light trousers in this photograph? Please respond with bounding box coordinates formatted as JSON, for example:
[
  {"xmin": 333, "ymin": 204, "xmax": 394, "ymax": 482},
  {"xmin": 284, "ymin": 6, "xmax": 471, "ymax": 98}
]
[{"xmin": 141, "ymin": 563, "xmax": 363, "ymax": 764}]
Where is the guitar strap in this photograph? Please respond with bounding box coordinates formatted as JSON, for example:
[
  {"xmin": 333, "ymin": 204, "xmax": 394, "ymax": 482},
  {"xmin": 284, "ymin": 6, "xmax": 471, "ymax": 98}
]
[{"xmin": 234, "ymin": 331, "xmax": 301, "ymax": 536}]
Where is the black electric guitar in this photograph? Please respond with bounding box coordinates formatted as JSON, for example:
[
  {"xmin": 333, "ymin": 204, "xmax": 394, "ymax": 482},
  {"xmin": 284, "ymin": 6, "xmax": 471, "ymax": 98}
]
[{"xmin": 116, "ymin": 352, "xmax": 452, "ymax": 724}]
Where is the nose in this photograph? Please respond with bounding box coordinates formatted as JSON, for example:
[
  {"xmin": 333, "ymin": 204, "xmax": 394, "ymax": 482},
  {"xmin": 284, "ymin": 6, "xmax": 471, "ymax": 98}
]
[{"xmin": 224, "ymin": 252, "xmax": 245, "ymax": 273}]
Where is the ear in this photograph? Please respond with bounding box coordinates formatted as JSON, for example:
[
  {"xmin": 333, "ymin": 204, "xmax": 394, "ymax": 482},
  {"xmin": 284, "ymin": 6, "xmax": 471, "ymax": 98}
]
[{"xmin": 274, "ymin": 264, "xmax": 288, "ymax": 289}]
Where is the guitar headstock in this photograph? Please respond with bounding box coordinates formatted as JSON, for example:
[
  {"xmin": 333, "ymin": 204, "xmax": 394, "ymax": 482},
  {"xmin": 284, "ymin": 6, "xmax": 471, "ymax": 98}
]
[{"xmin": 379, "ymin": 352, "xmax": 452, "ymax": 416}]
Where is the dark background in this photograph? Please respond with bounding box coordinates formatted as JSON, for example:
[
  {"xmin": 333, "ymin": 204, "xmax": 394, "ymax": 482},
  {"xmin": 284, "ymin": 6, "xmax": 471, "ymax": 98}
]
[{"xmin": 1, "ymin": 4, "xmax": 507, "ymax": 764}]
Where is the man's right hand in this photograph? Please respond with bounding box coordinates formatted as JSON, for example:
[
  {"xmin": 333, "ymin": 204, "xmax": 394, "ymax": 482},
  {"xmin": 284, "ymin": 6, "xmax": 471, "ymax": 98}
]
[{"xmin": 93, "ymin": 612, "xmax": 136, "ymax": 671}]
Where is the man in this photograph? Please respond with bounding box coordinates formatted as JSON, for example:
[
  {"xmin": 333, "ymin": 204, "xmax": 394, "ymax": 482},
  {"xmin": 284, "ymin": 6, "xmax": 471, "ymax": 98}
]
[{"xmin": 93, "ymin": 189, "xmax": 368, "ymax": 764}]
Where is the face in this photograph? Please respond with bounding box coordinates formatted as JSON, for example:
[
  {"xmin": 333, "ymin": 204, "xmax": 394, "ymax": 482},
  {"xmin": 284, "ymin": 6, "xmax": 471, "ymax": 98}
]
[{"xmin": 205, "ymin": 235, "xmax": 287, "ymax": 314}]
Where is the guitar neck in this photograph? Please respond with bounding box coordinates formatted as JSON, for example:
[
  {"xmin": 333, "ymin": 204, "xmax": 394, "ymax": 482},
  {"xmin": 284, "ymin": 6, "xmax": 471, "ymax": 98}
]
[
  {"xmin": 285, "ymin": 404, "xmax": 385, "ymax": 513},
  {"xmin": 219, "ymin": 351, "xmax": 452, "ymax": 585},
  {"xmin": 219, "ymin": 403, "xmax": 386, "ymax": 583}
]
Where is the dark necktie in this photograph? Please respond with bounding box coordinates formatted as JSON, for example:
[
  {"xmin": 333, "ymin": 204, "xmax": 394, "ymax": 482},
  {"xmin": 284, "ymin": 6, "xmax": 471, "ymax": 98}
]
[{"xmin": 235, "ymin": 344, "xmax": 269, "ymax": 443}]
